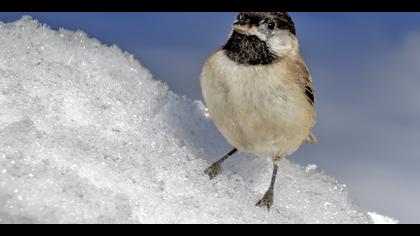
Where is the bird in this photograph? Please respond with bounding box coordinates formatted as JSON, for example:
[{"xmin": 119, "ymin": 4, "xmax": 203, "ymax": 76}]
[{"xmin": 200, "ymin": 12, "xmax": 317, "ymax": 210}]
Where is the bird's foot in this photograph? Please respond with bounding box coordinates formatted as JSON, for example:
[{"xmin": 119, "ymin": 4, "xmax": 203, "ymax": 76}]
[
  {"xmin": 256, "ymin": 190, "xmax": 274, "ymax": 211},
  {"xmin": 204, "ymin": 161, "xmax": 222, "ymax": 180}
]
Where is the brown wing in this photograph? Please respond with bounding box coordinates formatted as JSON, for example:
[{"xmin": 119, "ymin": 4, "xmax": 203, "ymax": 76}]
[
  {"xmin": 292, "ymin": 56, "xmax": 317, "ymax": 144},
  {"xmin": 293, "ymin": 57, "xmax": 315, "ymax": 106}
]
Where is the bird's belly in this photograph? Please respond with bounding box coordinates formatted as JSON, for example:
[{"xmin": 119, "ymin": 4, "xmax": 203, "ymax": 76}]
[
  {"xmin": 216, "ymin": 83, "xmax": 310, "ymax": 157},
  {"xmin": 201, "ymin": 52, "xmax": 313, "ymax": 157}
]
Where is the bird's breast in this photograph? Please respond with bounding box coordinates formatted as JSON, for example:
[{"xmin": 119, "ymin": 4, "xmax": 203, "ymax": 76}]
[{"xmin": 201, "ymin": 51, "xmax": 314, "ymax": 157}]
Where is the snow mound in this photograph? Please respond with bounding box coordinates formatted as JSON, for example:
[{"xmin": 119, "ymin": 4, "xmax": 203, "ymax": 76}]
[{"xmin": 0, "ymin": 16, "xmax": 392, "ymax": 223}]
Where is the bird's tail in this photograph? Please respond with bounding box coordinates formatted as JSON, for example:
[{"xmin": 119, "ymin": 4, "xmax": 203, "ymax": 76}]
[{"xmin": 305, "ymin": 133, "xmax": 317, "ymax": 144}]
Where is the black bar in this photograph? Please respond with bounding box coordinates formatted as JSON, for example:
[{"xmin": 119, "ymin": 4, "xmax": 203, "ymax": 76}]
[{"xmin": 2, "ymin": 0, "xmax": 420, "ymax": 12}]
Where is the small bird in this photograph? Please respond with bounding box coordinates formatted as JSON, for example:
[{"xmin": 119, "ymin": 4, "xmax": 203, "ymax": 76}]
[{"xmin": 200, "ymin": 12, "xmax": 316, "ymax": 210}]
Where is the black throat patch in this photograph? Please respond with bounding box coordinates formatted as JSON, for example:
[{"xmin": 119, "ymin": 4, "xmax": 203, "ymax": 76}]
[{"xmin": 223, "ymin": 31, "xmax": 278, "ymax": 65}]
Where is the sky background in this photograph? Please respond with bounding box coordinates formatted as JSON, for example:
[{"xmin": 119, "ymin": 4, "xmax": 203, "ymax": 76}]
[{"xmin": 0, "ymin": 12, "xmax": 419, "ymax": 223}]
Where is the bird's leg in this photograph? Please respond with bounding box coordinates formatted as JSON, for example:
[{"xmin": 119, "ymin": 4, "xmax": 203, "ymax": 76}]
[
  {"xmin": 204, "ymin": 148, "xmax": 237, "ymax": 179},
  {"xmin": 256, "ymin": 155, "xmax": 282, "ymax": 211}
]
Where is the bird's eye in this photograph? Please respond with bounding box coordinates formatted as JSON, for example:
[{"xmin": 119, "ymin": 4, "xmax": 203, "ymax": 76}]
[
  {"xmin": 237, "ymin": 14, "xmax": 243, "ymax": 21},
  {"xmin": 267, "ymin": 22, "xmax": 276, "ymax": 30}
]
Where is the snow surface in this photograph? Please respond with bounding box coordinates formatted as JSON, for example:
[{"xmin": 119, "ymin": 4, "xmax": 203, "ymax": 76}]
[
  {"xmin": 0, "ymin": 16, "xmax": 396, "ymax": 224},
  {"xmin": 368, "ymin": 212, "xmax": 398, "ymax": 224}
]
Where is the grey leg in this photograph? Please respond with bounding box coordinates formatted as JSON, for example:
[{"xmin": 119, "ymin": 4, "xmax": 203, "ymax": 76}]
[
  {"xmin": 204, "ymin": 148, "xmax": 238, "ymax": 179},
  {"xmin": 256, "ymin": 161, "xmax": 280, "ymax": 211}
]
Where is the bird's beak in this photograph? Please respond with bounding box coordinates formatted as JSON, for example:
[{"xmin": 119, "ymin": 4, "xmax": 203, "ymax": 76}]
[{"xmin": 233, "ymin": 22, "xmax": 255, "ymax": 35}]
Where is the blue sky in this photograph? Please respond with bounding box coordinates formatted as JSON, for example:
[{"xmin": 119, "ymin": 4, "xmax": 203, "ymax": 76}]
[{"xmin": 1, "ymin": 12, "xmax": 419, "ymax": 223}]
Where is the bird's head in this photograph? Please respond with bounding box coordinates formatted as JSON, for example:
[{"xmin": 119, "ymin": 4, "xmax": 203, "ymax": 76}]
[{"xmin": 223, "ymin": 12, "xmax": 298, "ymax": 65}]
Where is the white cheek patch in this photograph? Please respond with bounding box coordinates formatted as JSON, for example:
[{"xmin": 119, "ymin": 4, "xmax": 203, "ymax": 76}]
[{"xmin": 267, "ymin": 30, "xmax": 297, "ymax": 57}]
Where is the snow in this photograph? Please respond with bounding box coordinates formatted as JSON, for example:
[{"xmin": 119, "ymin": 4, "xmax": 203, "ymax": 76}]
[
  {"xmin": 0, "ymin": 16, "xmax": 395, "ymax": 224},
  {"xmin": 368, "ymin": 212, "xmax": 398, "ymax": 224}
]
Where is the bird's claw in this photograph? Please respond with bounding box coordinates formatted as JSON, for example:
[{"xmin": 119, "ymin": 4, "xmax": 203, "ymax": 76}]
[
  {"xmin": 204, "ymin": 162, "xmax": 222, "ymax": 180},
  {"xmin": 256, "ymin": 190, "xmax": 274, "ymax": 211}
]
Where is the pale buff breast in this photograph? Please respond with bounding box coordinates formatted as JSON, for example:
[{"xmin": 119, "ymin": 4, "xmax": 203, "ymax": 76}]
[{"xmin": 201, "ymin": 50, "xmax": 314, "ymax": 158}]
